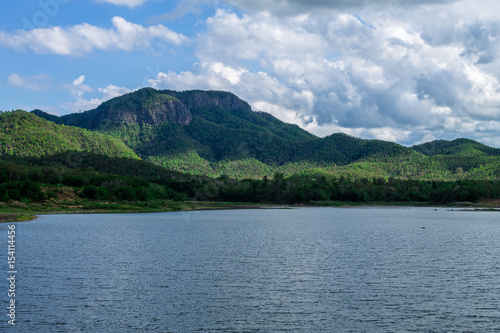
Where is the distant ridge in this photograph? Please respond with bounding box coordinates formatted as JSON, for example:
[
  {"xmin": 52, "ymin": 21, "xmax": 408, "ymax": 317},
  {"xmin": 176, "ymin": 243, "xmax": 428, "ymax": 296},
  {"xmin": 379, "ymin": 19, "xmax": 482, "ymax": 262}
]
[
  {"xmin": 35, "ymin": 88, "xmax": 193, "ymax": 130},
  {"xmin": 31, "ymin": 88, "xmax": 410, "ymax": 165},
  {"xmin": 412, "ymin": 138, "xmax": 500, "ymax": 157},
  {"xmin": 27, "ymin": 87, "xmax": 500, "ymax": 180}
]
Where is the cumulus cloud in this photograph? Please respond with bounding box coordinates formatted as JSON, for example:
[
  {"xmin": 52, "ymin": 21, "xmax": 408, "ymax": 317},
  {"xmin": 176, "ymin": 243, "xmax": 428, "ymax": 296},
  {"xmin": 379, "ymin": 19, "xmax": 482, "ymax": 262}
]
[
  {"xmin": 72, "ymin": 75, "xmax": 86, "ymax": 86},
  {"xmin": 148, "ymin": 61, "xmax": 316, "ymax": 127},
  {"xmin": 8, "ymin": 73, "xmax": 52, "ymax": 91},
  {"xmin": 62, "ymin": 75, "xmax": 95, "ymax": 112},
  {"xmin": 148, "ymin": 4, "xmax": 500, "ymax": 145},
  {"xmin": 0, "ymin": 17, "xmax": 187, "ymax": 56},
  {"xmin": 98, "ymin": 84, "xmax": 134, "ymax": 100},
  {"xmin": 61, "ymin": 75, "xmax": 133, "ymax": 113}
]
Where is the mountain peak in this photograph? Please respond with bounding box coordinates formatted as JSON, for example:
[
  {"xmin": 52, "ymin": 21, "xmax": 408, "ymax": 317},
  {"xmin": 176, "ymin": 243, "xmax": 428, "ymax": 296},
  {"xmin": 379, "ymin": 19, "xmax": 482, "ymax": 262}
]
[
  {"xmin": 98, "ymin": 89, "xmax": 193, "ymax": 127},
  {"xmin": 32, "ymin": 88, "xmax": 261, "ymax": 131},
  {"xmin": 161, "ymin": 89, "xmax": 252, "ymax": 114},
  {"xmin": 49, "ymin": 88, "xmax": 193, "ymax": 130}
]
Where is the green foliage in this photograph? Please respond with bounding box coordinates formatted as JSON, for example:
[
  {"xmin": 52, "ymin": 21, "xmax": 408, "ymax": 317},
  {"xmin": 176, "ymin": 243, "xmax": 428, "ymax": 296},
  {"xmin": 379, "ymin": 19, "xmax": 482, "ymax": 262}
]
[
  {"xmin": 0, "ymin": 179, "xmax": 45, "ymax": 202},
  {"xmin": 413, "ymin": 138, "xmax": 500, "ymax": 157},
  {"xmin": 0, "ymin": 110, "xmax": 138, "ymax": 159},
  {"xmin": 197, "ymin": 173, "xmax": 500, "ymax": 204},
  {"xmin": 0, "ymin": 156, "xmax": 179, "ymax": 203},
  {"xmin": 149, "ymin": 151, "xmax": 215, "ymax": 176},
  {"xmin": 1, "ymin": 152, "xmax": 499, "ymax": 206}
]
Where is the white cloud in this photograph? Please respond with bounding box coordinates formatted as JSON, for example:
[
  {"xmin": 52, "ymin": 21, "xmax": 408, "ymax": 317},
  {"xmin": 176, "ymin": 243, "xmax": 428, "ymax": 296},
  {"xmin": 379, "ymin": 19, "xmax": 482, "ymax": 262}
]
[
  {"xmin": 61, "ymin": 75, "xmax": 133, "ymax": 113},
  {"xmin": 98, "ymin": 84, "xmax": 134, "ymax": 100},
  {"xmin": 0, "ymin": 17, "xmax": 187, "ymax": 56},
  {"xmin": 150, "ymin": 0, "xmax": 459, "ymax": 24},
  {"xmin": 63, "ymin": 97, "xmax": 102, "ymax": 113},
  {"xmin": 72, "ymin": 75, "xmax": 85, "ymax": 86},
  {"xmin": 8, "ymin": 73, "xmax": 52, "ymax": 91},
  {"xmin": 252, "ymin": 101, "xmax": 308, "ymax": 127},
  {"xmin": 148, "ymin": 61, "xmax": 315, "ymax": 124},
  {"xmin": 148, "ymin": 4, "xmax": 500, "ymax": 145},
  {"xmin": 67, "ymin": 75, "xmax": 92, "ymax": 93},
  {"xmin": 200, "ymin": 10, "xmax": 327, "ymax": 64},
  {"xmin": 62, "ymin": 75, "xmax": 94, "ymax": 112}
]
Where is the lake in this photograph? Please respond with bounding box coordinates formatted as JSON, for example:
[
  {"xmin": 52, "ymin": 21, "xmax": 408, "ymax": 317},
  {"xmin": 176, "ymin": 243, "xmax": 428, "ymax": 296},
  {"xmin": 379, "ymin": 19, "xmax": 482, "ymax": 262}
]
[{"xmin": 2, "ymin": 207, "xmax": 500, "ymax": 332}]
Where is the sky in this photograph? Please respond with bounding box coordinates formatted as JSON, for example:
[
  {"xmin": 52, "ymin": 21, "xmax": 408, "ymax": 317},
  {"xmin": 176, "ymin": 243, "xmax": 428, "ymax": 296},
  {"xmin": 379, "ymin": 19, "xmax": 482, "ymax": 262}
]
[{"xmin": 2, "ymin": 0, "xmax": 500, "ymax": 147}]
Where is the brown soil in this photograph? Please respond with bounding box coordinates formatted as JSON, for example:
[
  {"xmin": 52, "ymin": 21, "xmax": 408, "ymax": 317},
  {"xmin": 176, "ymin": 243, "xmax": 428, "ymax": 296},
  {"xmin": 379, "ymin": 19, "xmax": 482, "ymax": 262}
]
[{"xmin": 45, "ymin": 186, "xmax": 80, "ymax": 201}]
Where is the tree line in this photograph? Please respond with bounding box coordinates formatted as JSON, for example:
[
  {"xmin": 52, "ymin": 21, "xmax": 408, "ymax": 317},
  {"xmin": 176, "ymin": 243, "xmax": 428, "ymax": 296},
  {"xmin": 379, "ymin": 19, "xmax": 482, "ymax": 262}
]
[{"xmin": 1, "ymin": 154, "xmax": 499, "ymax": 205}]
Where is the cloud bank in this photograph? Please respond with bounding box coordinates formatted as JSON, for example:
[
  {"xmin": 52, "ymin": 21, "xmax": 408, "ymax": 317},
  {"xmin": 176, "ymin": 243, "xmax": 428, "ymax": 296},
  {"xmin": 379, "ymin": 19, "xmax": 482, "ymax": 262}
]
[
  {"xmin": 148, "ymin": 1, "xmax": 500, "ymax": 147},
  {"xmin": 0, "ymin": 17, "xmax": 187, "ymax": 56}
]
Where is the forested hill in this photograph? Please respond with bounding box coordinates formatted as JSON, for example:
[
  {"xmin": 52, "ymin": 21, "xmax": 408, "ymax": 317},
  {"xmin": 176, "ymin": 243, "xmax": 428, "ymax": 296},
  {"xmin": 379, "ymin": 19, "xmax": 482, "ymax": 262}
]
[
  {"xmin": 412, "ymin": 138, "xmax": 500, "ymax": 156},
  {"xmin": 0, "ymin": 110, "xmax": 138, "ymax": 159},
  {"xmin": 33, "ymin": 88, "xmax": 316, "ymax": 163},
  {"xmin": 26, "ymin": 87, "xmax": 500, "ymax": 180},
  {"xmin": 32, "ymin": 88, "xmax": 412, "ymax": 167}
]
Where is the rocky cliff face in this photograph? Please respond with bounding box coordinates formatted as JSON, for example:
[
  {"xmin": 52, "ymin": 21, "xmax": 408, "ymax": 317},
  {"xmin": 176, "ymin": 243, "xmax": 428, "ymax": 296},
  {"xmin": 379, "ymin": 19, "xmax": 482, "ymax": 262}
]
[
  {"xmin": 165, "ymin": 90, "xmax": 252, "ymax": 113},
  {"xmin": 98, "ymin": 93, "xmax": 192, "ymax": 127},
  {"xmin": 32, "ymin": 88, "xmax": 252, "ymax": 130},
  {"xmin": 41, "ymin": 89, "xmax": 193, "ymax": 130}
]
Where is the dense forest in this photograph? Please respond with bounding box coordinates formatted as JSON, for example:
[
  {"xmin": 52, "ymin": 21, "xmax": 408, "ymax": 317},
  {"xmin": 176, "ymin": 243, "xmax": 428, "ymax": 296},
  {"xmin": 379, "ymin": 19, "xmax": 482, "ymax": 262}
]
[
  {"xmin": 1, "ymin": 152, "xmax": 499, "ymax": 206},
  {"xmin": 32, "ymin": 88, "xmax": 500, "ymax": 181},
  {"xmin": 0, "ymin": 110, "xmax": 138, "ymax": 159},
  {"xmin": 1, "ymin": 88, "xmax": 500, "ymax": 209}
]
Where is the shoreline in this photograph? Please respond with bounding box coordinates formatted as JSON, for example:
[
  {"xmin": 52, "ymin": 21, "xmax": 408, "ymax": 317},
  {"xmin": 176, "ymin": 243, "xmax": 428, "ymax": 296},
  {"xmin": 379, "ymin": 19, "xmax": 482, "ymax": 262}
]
[
  {"xmin": 0, "ymin": 213, "xmax": 38, "ymax": 223},
  {"xmin": 1, "ymin": 199, "xmax": 499, "ymax": 223}
]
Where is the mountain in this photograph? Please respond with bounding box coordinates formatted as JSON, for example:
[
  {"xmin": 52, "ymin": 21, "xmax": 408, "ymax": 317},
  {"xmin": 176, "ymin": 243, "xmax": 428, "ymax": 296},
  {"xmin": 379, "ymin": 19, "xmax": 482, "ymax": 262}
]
[
  {"xmin": 290, "ymin": 133, "xmax": 415, "ymax": 165},
  {"xmin": 412, "ymin": 138, "xmax": 500, "ymax": 157},
  {"xmin": 32, "ymin": 88, "xmax": 413, "ymax": 175},
  {"xmin": 33, "ymin": 88, "xmax": 193, "ymax": 130},
  {"xmin": 27, "ymin": 88, "xmax": 500, "ymax": 180},
  {"xmin": 0, "ymin": 110, "xmax": 138, "ymax": 159},
  {"xmin": 34, "ymin": 88, "xmax": 316, "ymax": 163}
]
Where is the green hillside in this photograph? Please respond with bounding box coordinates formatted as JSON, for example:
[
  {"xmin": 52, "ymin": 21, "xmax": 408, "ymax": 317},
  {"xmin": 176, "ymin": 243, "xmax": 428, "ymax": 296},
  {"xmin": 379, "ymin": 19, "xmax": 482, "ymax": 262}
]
[
  {"xmin": 3, "ymin": 151, "xmax": 499, "ymax": 208},
  {"xmin": 0, "ymin": 110, "xmax": 138, "ymax": 159},
  {"xmin": 32, "ymin": 88, "xmax": 413, "ymax": 170},
  {"xmin": 34, "ymin": 88, "xmax": 316, "ymax": 164},
  {"xmin": 412, "ymin": 138, "xmax": 500, "ymax": 156},
  {"xmin": 29, "ymin": 88, "xmax": 500, "ymax": 181}
]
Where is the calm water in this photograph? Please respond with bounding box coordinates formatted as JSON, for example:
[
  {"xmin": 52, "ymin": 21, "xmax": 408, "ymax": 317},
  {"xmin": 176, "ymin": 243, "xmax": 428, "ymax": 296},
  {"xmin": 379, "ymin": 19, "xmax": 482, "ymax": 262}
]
[{"xmin": 2, "ymin": 207, "xmax": 500, "ymax": 332}]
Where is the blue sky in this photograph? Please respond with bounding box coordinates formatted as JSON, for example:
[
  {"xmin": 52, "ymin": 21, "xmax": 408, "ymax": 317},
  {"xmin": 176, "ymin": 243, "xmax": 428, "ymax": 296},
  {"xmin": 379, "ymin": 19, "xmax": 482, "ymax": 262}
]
[{"xmin": 2, "ymin": 0, "xmax": 500, "ymax": 147}]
